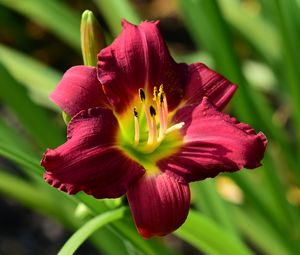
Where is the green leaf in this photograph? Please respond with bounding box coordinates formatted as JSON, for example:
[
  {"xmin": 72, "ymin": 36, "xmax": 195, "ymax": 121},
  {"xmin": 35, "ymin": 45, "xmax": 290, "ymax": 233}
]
[
  {"xmin": 175, "ymin": 210, "xmax": 254, "ymax": 255},
  {"xmin": 0, "ymin": 169, "xmax": 56, "ymax": 215},
  {"xmin": 0, "ymin": 62, "xmax": 64, "ymax": 148},
  {"xmin": 58, "ymin": 207, "xmax": 127, "ymax": 255},
  {"xmin": 0, "ymin": 0, "xmax": 80, "ymax": 51},
  {"xmin": 218, "ymin": 0, "xmax": 280, "ymax": 64},
  {"xmin": 75, "ymin": 193, "xmax": 177, "ymax": 255},
  {"xmin": 0, "ymin": 117, "xmax": 36, "ymax": 156},
  {"xmin": 0, "ymin": 44, "xmax": 60, "ymax": 110},
  {"xmin": 0, "ymin": 117, "xmax": 43, "ymax": 176},
  {"xmin": 233, "ymin": 208, "xmax": 295, "ymax": 255},
  {"xmin": 191, "ymin": 179, "xmax": 239, "ymax": 236},
  {"xmin": 272, "ymin": 0, "xmax": 300, "ymax": 149}
]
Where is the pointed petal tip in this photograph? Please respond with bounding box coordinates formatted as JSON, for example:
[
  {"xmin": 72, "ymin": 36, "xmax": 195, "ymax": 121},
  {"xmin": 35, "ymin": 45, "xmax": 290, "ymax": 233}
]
[
  {"xmin": 137, "ymin": 225, "xmax": 180, "ymax": 239},
  {"xmin": 98, "ymin": 18, "xmax": 185, "ymax": 113},
  {"xmin": 136, "ymin": 227, "xmax": 166, "ymax": 240},
  {"xmin": 163, "ymin": 98, "xmax": 268, "ymax": 182},
  {"xmin": 121, "ymin": 18, "xmax": 135, "ymax": 28},
  {"xmin": 185, "ymin": 63, "xmax": 237, "ymax": 110},
  {"xmin": 140, "ymin": 19, "xmax": 160, "ymax": 27}
]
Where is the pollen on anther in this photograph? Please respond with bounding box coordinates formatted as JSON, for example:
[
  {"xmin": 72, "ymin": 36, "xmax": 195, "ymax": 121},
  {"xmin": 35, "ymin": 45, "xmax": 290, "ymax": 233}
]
[
  {"xmin": 159, "ymin": 84, "xmax": 164, "ymax": 93},
  {"xmin": 153, "ymin": 86, "xmax": 158, "ymax": 101}
]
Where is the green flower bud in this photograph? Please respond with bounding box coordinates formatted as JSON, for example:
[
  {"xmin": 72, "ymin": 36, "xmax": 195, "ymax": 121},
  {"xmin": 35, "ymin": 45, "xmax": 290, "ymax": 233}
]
[{"xmin": 80, "ymin": 10, "xmax": 106, "ymax": 67}]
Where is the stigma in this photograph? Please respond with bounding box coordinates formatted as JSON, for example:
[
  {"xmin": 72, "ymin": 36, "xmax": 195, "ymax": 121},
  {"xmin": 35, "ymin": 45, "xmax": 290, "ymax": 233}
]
[{"xmin": 133, "ymin": 86, "xmax": 184, "ymax": 152}]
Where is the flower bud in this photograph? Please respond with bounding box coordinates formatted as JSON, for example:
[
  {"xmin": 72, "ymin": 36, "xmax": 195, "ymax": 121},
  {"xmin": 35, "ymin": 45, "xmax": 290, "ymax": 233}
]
[{"xmin": 80, "ymin": 10, "xmax": 106, "ymax": 66}]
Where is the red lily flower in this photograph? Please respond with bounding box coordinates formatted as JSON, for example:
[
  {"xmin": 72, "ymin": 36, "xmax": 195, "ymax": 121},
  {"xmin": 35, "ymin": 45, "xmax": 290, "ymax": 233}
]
[{"xmin": 41, "ymin": 20, "xmax": 267, "ymax": 239}]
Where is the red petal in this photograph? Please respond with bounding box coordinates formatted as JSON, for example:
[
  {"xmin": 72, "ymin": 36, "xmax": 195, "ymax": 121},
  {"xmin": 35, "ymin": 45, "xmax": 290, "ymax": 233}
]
[
  {"xmin": 97, "ymin": 20, "xmax": 186, "ymax": 114},
  {"xmin": 127, "ymin": 173, "xmax": 190, "ymax": 239},
  {"xmin": 184, "ymin": 63, "xmax": 237, "ymax": 110},
  {"xmin": 157, "ymin": 98, "xmax": 267, "ymax": 182},
  {"xmin": 50, "ymin": 66, "xmax": 110, "ymax": 116},
  {"xmin": 41, "ymin": 107, "xmax": 145, "ymax": 198}
]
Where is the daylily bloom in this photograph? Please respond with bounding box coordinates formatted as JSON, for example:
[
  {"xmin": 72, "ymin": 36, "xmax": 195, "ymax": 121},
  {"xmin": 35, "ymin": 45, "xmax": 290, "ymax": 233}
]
[{"xmin": 41, "ymin": 20, "xmax": 267, "ymax": 239}]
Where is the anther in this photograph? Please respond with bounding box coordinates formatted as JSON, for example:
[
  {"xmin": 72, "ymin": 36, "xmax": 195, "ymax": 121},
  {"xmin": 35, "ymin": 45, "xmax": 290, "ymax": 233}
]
[
  {"xmin": 133, "ymin": 107, "xmax": 138, "ymax": 117},
  {"xmin": 149, "ymin": 105, "xmax": 156, "ymax": 117},
  {"xmin": 139, "ymin": 88, "xmax": 146, "ymax": 101}
]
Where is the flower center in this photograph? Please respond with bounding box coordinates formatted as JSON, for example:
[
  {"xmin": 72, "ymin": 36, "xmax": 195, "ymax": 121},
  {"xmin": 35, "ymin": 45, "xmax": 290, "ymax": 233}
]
[
  {"xmin": 118, "ymin": 85, "xmax": 184, "ymax": 176},
  {"xmin": 133, "ymin": 85, "xmax": 184, "ymax": 153}
]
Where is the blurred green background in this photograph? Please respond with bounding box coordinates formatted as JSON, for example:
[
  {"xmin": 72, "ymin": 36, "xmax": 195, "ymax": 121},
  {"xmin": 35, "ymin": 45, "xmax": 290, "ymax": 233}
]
[{"xmin": 0, "ymin": 0, "xmax": 300, "ymax": 254}]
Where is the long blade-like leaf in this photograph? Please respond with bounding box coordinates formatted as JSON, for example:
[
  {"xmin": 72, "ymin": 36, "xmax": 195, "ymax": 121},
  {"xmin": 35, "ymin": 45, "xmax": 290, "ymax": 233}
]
[
  {"xmin": 175, "ymin": 210, "xmax": 253, "ymax": 255},
  {"xmin": 0, "ymin": 62, "xmax": 64, "ymax": 148},
  {"xmin": 58, "ymin": 207, "xmax": 127, "ymax": 255},
  {"xmin": 0, "ymin": 44, "xmax": 60, "ymax": 110}
]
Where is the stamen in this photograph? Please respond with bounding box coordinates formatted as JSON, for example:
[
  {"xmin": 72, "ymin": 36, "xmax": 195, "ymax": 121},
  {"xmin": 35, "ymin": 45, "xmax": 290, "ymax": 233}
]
[
  {"xmin": 166, "ymin": 122, "xmax": 185, "ymax": 134},
  {"xmin": 132, "ymin": 86, "xmax": 181, "ymax": 150},
  {"xmin": 157, "ymin": 100, "xmax": 164, "ymax": 140},
  {"xmin": 157, "ymin": 84, "xmax": 168, "ymax": 140},
  {"xmin": 133, "ymin": 107, "xmax": 139, "ymax": 145},
  {"xmin": 162, "ymin": 93, "xmax": 168, "ymax": 129},
  {"xmin": 159, "ymin": 93, "xmax": 166, "ymax": 128},
  {"xmin": 150, "ymin": 105, "xmax": 157, "ymax": 143},
  {"xmin": 138, "ymin": 88, "xmax": 153, "ymax": 144}
]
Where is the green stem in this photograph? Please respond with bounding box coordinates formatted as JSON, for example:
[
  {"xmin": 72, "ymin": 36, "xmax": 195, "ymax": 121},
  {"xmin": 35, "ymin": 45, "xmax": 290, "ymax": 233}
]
[{"xmin": 58, "ymin": 207, "xmax": 127, "ymax": 255}]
